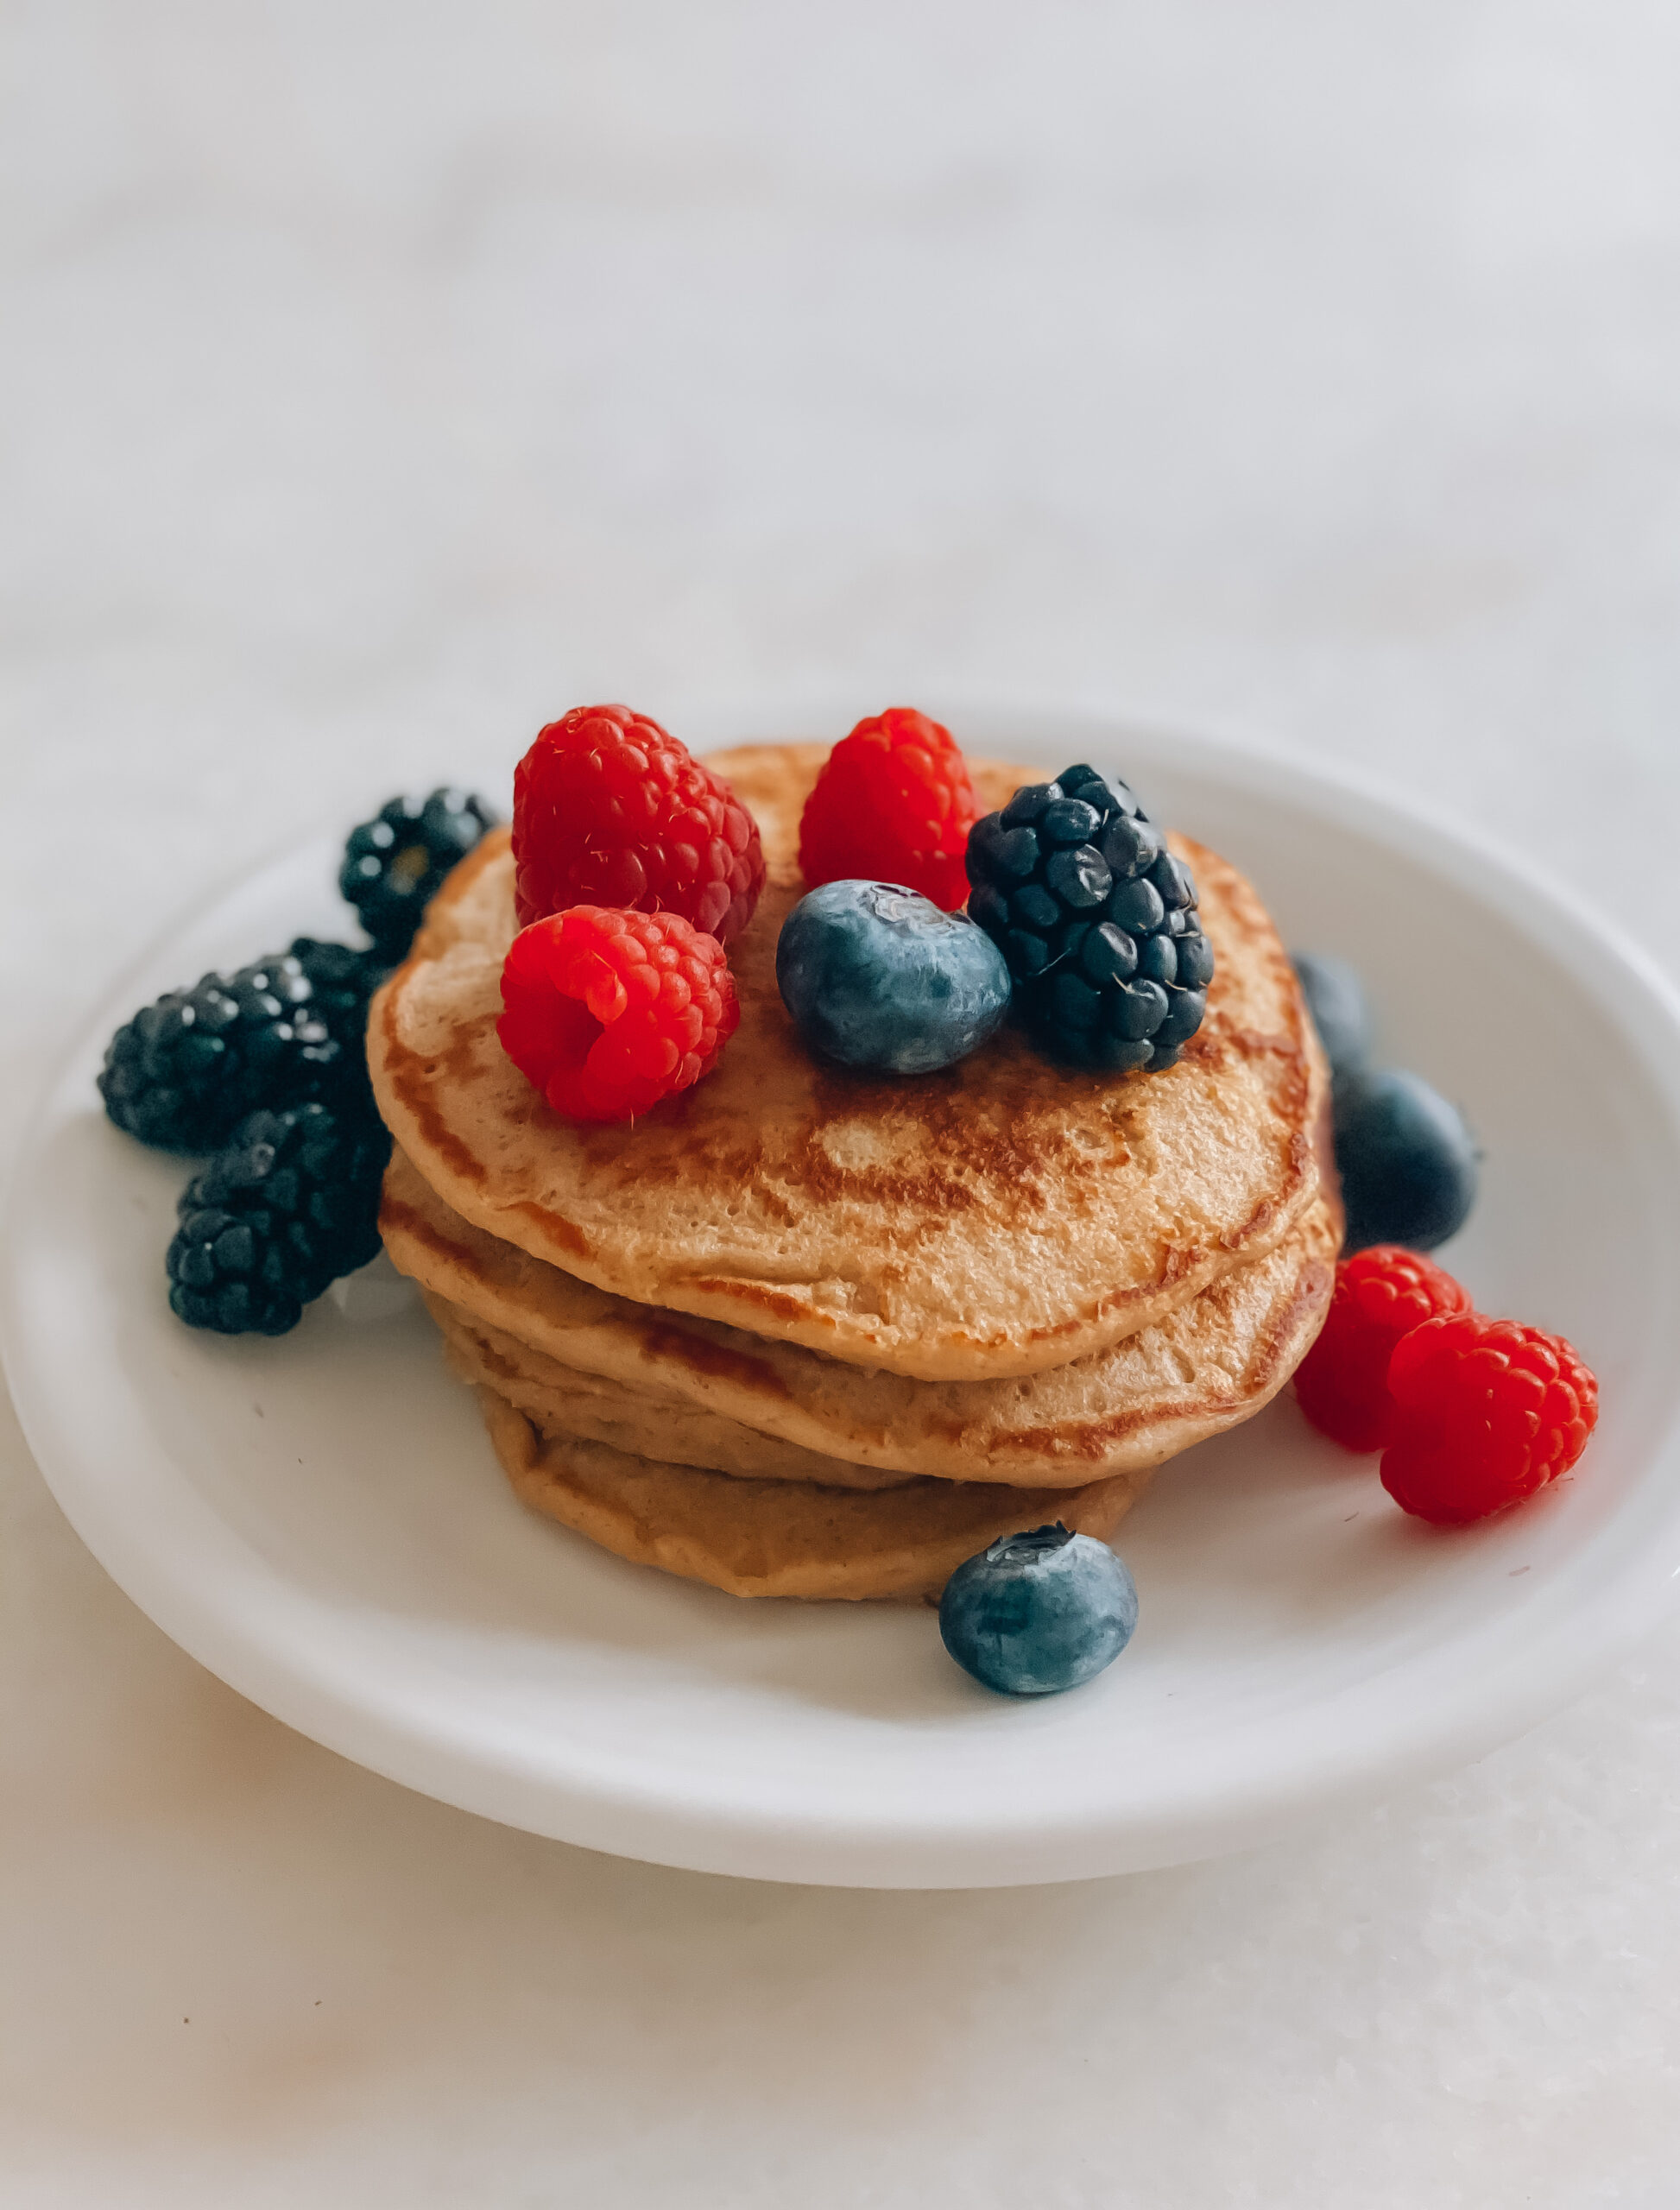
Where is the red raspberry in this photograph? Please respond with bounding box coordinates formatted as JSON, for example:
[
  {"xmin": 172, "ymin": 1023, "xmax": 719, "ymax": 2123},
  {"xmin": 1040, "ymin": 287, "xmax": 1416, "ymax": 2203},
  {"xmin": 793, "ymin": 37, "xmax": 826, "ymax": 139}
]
[
  {"xmin": 498, "ymin": 906, "xmax": 740, "ymax": 1123},
  {"xmin": 1381, "ymin": 1313, "xmax": 1598, "ymax": 1525},
  {"xmin": 1294, "ymin": 1245, "xmax": 1472, "ymax": 1452},
  {"xmin": 798, "ymin": 708, "xmax": 980, "ymax": 910},
  {"xmin": 512, "ymin": 704, "xmax": 765, "ymax": 945}
]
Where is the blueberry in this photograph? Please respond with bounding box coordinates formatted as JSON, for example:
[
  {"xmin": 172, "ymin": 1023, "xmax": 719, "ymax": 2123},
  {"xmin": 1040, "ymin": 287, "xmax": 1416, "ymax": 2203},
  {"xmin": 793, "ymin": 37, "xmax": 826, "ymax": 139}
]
[
  {"xmin": 776, "ymin": 881, "xmax": 1013, "ymax": 1075},
  {"xmin": 1292, "ymin": 952, "xmax": 1374, "ymax": 1081},
  {"xmin": 939, "ymin": 1523, "xmax": 1139, "ymax": 1696},
  {"xmin": 1334, "ymin": 1066, "xmax": 1478, "ymax": 1252}
]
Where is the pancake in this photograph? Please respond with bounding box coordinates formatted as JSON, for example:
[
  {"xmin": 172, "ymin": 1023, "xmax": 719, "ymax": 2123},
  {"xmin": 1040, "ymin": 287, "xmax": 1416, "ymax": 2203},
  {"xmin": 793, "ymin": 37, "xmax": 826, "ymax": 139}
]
[
  {"xmin": 389, "ymin": 1146, "xmax": 1337, "ymax": 1485},
  {"xmin": 428, "ymin": 1291, "xmax": 907, "ymax": 1488},
  {"xmin": 369, "ymin": 746, "xmax": 1322, "ymax": 1382},
  {"xmin": 475, "ymin": 1387, "xmax": 1152, "ymax": 1601}
]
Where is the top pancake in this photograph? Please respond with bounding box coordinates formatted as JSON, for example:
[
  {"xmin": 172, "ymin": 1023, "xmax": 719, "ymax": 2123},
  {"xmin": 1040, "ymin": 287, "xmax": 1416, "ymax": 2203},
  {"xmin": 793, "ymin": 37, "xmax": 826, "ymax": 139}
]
[{"xmin": 368, "ymin": 745, "xmax": 1321, "ymax": 1382}]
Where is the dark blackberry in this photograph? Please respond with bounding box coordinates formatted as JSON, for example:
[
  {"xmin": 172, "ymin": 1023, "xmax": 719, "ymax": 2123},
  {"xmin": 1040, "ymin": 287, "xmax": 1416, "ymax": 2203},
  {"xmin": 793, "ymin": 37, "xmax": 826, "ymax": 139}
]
[
  {"xmin": 98, "ymin": 938, "xmax": 384, "ymax": 1154},
  {"xmin": 965, "ymin": 763, "xmax": 1214, "ymax": 1072},
  {"xmin": 339, "ymin": 787, "xmax": 499, "ymax": 963},
  {"xmin": 166, "ymin": 1103, "xmax": 392, "ymax": 1335}
]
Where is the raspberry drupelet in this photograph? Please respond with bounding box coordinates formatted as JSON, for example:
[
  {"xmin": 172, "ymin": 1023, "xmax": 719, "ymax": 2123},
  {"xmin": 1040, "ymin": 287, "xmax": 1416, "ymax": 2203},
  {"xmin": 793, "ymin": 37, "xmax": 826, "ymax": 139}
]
[
  {"xmin": 1294, "ymin": 1244, "xmax": 1473, "ymax": 1453},
  {"xmin": 498, "ymin": 906, "xmax": 740, "ymax": 1123},
  {"xmin": 798, "ymin": 709, "xmax": 980, "ymax": 912},
  {"xmin": 1380, "ymin": 1313, "xmax": 1598, "ymax": 1525},
  {"xmin": 511, "ymin": 705, "xmax": 764, "ymax": 945}
]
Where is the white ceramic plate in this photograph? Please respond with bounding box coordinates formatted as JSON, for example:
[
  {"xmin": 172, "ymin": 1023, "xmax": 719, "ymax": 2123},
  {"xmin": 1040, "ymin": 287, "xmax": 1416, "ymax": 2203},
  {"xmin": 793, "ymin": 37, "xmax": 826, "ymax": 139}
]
[{"xmin": 8, "ymin": 712, "xmax": 1680, "ymax": 1888}]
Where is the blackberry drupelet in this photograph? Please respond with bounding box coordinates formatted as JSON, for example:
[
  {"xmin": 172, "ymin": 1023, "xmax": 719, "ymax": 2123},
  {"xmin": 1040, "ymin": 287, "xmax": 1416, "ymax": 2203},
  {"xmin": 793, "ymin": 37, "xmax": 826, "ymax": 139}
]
[
  {"xmin": 98, "ymin": 938, "xmax": 384, "ymax": 1154},
  {"xmin": 964, "ymin": 764, "xmax": 1214, "ymax": 1071},
  {"xmin": 166, "ymin": 1103, "xmax": 392, "ymax": 1335},
  {"xmin": 340, "ymin": 787, "xmax": 499, "ymax": 962}
]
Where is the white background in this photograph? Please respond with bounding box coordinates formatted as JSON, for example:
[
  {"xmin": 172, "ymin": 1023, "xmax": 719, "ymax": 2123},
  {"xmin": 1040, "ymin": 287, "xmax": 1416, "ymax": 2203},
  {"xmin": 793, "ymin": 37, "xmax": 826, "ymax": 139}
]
[{"xmin": 4, "ymin": 3, "xmax": 1680, "ymax": 2202}]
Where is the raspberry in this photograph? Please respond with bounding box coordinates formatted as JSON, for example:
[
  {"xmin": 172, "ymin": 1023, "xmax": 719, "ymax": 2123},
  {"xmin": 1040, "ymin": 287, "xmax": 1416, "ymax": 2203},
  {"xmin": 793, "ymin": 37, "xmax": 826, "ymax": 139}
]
[
  {"xmin": 1380, "ymin": 1313, "xmax": 1599, "ymax": 1524},
  {"xmin": 799, "ymin": 708, "xmax": 980, "ymax": 911},
  {"xmin": 512, "ymin": 705, "xmax": 764, "ymax": 945},
  {"xmin": 1294, "ymin": 1245, "xmax": 1472, "ymax": 1452},
  {"xmin": 498, "ymin": 906, "xmax": 740, "ymax": 1123}
]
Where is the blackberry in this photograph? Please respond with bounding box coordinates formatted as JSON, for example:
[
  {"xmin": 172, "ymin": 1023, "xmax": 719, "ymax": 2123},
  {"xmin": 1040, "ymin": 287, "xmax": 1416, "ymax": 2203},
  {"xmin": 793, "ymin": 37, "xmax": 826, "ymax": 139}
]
[
  {"xmin": 98, "ymin": 938, "xmax": 384, "ymax": 1154},
  {"xmin": 166, "ymin": 1103, "xmax": 392, "ymax": 1335},
  {"xmin": 340, "ymin": 787, "xmax": 499, "ymax": 963},
  {"xmin": 964, "ymin": 764, "xmax": 1214, "ymax": 1071}
]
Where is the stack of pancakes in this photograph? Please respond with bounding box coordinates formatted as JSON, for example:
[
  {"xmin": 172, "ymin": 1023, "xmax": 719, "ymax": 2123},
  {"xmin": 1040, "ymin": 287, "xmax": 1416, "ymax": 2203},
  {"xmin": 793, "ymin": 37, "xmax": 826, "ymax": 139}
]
[{"xmin": 368, "ymin": 745, "xmax": 1336, "ymax": 1601}]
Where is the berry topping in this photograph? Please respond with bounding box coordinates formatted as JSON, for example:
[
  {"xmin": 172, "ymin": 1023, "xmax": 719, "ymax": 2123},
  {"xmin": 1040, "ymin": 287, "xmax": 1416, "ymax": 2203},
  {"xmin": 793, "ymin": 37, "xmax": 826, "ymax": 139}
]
[
  {"xmin": 775, "ymin": 880, "xmax": 1012, "ymax": 1075},
  {"xmin": 498, "ymin": 906, "xmax": 740, "ymax": 1123},
  {"xmin": 965, "ymin": 764, "xmax": 1213, "ymax": 1071},
  {"xmin": 340, "ymin": 788, "xmax": 500, "ymax": 963},
  {"xmin": 798, "ymin": 709, "xmax": 980, "ymax": 912},
  {"xmin": 1335, "ymin": 1066, "xmax": 1478, "ymax": 1252},
  {"xmin": 512, "ymin": 705, "xmax": 764, "ymax": 945},
  {"xmin": 1295, "ymin": 1245, "xmax": 1473, "ymax": 1452},
  {"xmin": 167, "ymin": 1102, "xmax": 391, "ymax": 1335},
  {"xmin": 1380, "ymin": 1313, "xmax": 1598, "ymax": 1524},
  {"xmin": 1292, "ymin": 951, "xmax": 1374, "ymax": 1082},
  {"xmin": 939, "ymin": 1523, "xmax": 1139, "ymax": 1696},
  {"xmin": 98, "ymin": 938, "xmax": 382, "ymax": 1155}
]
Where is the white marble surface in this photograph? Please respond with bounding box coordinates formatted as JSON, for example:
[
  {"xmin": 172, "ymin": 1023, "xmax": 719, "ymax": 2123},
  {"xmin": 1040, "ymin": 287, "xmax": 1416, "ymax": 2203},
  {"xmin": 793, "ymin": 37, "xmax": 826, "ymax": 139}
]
[{"xmin": 5, "ymin": 3, "xmax": 1680, "ymax": 2201}]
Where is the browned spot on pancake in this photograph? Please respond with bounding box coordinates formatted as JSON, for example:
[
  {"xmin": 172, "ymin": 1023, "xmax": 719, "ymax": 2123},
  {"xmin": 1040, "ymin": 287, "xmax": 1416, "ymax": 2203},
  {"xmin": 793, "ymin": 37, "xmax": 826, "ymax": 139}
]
[
  {"xmin": 987, "ymin": 1241, "xmax": 1332, "ymax": 1463},
  {"xmin": 440, "ymin": 1010, "xmax": 497, "ymax": 1076},
  {"xmin": 685, "ymin": 1278, "xmax": 838, "ymax": 1329},
  {"xmin": 452, "ymin": 1323, "xmax": 524, "ymax": 1390},
  {"xmin": 378, "ymin": 1190, "xmax": 481, "ymax": 1272},
  {"xmin": 377, "ymin": 982, "xmax": 489, "ymax": 1190},
  {"xmin": 509, "ymin": 1197, "xmax": 590, "ymax": 1260},
  {"xmin": 636, "ymin": 1324, "xmax": 794, "ymax": 1402}
]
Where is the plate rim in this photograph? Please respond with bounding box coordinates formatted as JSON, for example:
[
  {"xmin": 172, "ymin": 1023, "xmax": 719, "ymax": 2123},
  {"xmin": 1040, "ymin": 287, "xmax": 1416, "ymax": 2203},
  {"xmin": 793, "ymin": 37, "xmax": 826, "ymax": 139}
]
[{"xmin": 9, "ymin": 705, "xmax": 1680, "ymax": 1888}]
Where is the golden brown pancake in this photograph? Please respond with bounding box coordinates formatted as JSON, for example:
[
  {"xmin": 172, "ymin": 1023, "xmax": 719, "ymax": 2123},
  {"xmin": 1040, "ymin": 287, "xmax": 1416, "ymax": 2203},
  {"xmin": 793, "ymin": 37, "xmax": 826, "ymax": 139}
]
[
  {"xmin": 428, "ymin": 1291, "xmax": 905, "ymax": 1487},
  {"xmin": 476, "ymin": 1387, "xmax": 1153, "ymax": 1602},
  {"xmin": 390, "ymin": 1148, "xmax": 1337, "ymax": 1487},
  {"xmin": 369, "ymin": 747, "xmax": 1322, "ymax": 1381}
]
